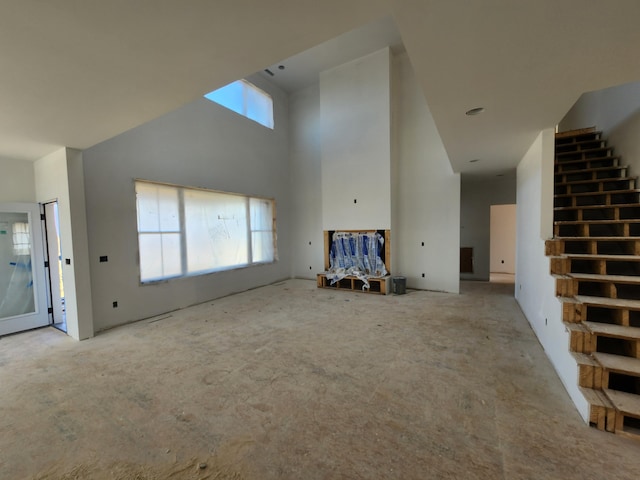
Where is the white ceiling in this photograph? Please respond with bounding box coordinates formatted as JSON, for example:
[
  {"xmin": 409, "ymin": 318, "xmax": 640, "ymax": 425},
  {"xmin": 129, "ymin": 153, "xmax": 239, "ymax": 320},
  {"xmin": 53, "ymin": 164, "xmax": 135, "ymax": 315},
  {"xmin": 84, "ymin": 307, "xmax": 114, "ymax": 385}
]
[
  {"xmin": 259, "ymin": 16, "xmax": 404, "ymax": 93},
  {"xmin": 2, "ymin": 0, "xmax": 640, "ymax": 178}
]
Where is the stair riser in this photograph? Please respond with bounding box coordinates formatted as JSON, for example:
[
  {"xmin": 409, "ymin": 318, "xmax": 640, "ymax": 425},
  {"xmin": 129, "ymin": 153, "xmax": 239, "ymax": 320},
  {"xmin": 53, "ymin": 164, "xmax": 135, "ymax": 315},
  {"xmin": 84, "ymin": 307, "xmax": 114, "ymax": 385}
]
[
  {"xmin": 554, "ymin": 206, "xmax": 640, "ymax": 222},
  {"xmin": 575, "ymin": 280, "xmax": 640, "ymax": 301},
  {"xmin": 551, "ymin": 257, "xmax": 640, "ymax": 277},
  {"xmin": 555, "ymin": 179, "xmax": 635, "ymax": 195},
  {"xmin": 579, "ymin": 363, "xmax": 604, "ymax": 389},
  {"xmin": 588, "ymin": 403, "xmax": 616, "ymax": 432},
  {"xmin": 564, "ymin": 303, "xmax": 640, "ymax": 328},
  {"xmin": 554, "ymin": 192, "xmax": 640, "ymax": 208},
  {"xmin": 549, "ymin": 239, "xmax": 640, "ymax": 256},
  {"xmin": 555, "ymin": 168, "xmax": 627, "ymax": 183},
  {"xmin": 556, "ymin": 157, "xmax": 618, "ymax": 172},
  {"xmin": 555, "ymin": 223, "xmax": 640, "ymax": 238},
  {"xmin": 555, "ymin": 131, "xmax": 601, "ymax": 144},
  {"xmin": 557, "ymin": 148, "xmax": 614, "ymax": 162},
  {"xmin": 556, "ymin": 139, "xmax": 605, "ymax": 154}
]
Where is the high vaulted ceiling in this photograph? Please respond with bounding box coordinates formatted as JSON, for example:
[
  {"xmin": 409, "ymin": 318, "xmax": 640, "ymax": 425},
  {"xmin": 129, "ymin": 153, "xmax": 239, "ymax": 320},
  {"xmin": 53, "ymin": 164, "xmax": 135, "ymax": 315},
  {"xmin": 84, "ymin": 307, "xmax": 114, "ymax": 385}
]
[{"xmin": 2, "ymin": 0, "xmax": 640, "ymax": 177}]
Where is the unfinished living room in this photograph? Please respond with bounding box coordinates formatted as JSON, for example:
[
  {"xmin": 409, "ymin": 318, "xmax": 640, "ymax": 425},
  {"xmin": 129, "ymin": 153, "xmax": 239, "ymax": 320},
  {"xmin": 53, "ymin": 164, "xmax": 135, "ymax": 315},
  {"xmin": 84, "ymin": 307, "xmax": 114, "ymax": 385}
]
[{"xmin": 2, "ymin": 2, "xmax": 640, "ymax": 479}]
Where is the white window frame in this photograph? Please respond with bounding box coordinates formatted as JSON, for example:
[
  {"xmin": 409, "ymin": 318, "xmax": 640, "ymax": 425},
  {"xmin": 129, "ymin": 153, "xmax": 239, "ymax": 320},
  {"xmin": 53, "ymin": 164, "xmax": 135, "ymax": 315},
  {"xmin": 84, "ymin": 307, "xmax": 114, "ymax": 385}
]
[{"xmin": 135, "ymin": 180, "xmax": 277, "ymax": 284}]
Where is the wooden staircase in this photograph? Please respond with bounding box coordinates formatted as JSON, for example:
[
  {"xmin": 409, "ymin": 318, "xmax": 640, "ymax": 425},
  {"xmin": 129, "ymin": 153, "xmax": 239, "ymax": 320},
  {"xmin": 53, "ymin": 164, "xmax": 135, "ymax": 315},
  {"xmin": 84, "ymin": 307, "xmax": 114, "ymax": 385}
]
[{"xmin": 548, "ymin": 127, "xmax": 640, "ymax": 439}]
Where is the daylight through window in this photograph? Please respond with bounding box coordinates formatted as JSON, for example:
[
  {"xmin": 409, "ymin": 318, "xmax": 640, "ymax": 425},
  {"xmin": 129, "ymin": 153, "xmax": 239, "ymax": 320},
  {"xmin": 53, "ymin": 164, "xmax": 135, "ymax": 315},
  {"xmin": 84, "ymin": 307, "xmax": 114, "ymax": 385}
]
[
  {"xmin": 135, "ymin": 180, "xmax": 276, "ymax": 283},
  {"xmin": 12, "ymin": 222, "xmax": 30, "ymax": 256},
  {"xmin": 204, "ymin": 79, "xmax": 274, "ymax": 129}
]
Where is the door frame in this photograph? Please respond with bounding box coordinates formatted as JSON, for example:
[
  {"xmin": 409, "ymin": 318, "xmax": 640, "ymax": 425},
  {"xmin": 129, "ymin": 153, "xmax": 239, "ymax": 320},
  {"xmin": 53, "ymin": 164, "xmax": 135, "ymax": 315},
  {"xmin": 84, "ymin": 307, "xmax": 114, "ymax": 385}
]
[{"xmin": 0, "ymin": 202, "xmax": 50, "ymax": 336}]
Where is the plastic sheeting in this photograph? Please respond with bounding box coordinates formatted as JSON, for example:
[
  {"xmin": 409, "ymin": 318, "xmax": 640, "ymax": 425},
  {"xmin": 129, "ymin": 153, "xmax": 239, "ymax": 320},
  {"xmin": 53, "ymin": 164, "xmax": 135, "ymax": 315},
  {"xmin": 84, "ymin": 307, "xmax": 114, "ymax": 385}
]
[
  {"xmin": 0, "ymin": 213, "xmax": 35, "ymax": 319},
  {"xmin": 325, "ymin": 231, "xmax": 387, "ymax": 290}
]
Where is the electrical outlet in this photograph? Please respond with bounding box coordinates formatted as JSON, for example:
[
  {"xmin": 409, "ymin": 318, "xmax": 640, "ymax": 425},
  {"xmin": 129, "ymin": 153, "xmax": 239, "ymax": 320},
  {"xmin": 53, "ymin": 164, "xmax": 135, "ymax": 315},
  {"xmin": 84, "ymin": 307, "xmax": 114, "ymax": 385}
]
[
  {"xmin": 421, "ymin": 242, "xmax": 424, "ymax": 246},
  {"xmin": 112, "ymin": 301, "xmax": 118, "ymax": 308},
  {"xmin": 421, "ymin": 273, "xmax": 425, "ymax": 278},
  {"xmin": 100, "ymin": 255, "xmax": 108, "ymax": 262}
]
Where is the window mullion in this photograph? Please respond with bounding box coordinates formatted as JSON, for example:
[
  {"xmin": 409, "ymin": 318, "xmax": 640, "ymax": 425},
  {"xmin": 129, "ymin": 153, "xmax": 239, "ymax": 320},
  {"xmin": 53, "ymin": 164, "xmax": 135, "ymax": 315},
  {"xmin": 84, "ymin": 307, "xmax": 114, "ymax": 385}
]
[
  {"xmin": 246, "ymin": 197, "xmax": 253, "ymax": 264},
  {"xmin": 178, "ymin": 188, "xmax": 187, "ymax": 276}
]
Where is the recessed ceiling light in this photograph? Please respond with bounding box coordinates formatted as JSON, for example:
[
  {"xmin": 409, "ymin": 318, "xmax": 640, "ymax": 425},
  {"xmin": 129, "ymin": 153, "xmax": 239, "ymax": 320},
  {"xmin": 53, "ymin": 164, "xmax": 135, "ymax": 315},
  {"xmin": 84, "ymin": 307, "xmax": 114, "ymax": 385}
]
[
  {"xmin": 278, "ymin": 65, "xmax": 285, "ymax": 70},
  {"xmin": 465, "ymin": 107, "xmax": 485, "ymax": 116},
  {"xmin": 469, "ymin": 159, "xmax": 480, "ymax": 163}
]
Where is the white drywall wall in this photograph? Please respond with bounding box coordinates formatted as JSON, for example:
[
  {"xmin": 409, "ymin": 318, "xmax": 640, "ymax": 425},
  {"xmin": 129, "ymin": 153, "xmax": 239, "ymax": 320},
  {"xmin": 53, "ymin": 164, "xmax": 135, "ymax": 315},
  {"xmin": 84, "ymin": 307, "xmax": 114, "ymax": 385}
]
[
  {"xmin": 559, "ymin": 81, "xmax": 640, "ymax": 178},
  {"xmin": 83, "ymin": 75, "xmax": 291, "ymax": 332},
  {"xmin": 0, "ymin": 158, "xmax": 35, "ymax": 203},
  {"xmin": 289, "ymin": 84, "xmax": 324, "ymax": 279},
  {"xmin": 288, "ymin": 51, "xmax": 459, "ymax": 293},
  {"xmin": 34, "ymin": 148, "xmax": 94, "ymax": 339},
  {"xmin": 515, "ymin": 129, "xmax": 588, "ymax": 422},
  {"xmin": 320, "ymin": 48, "xmax": 392, "ymax": 230},
  {"xmin": 460, "ymin": 176, "xmax": 516, "ymax": 280},
  {"xmin": 394, "ymin": 52, "xmax": 460, "ymax": 293},
  {"xmin": 490, "ymin": 204, "xmax": 516, "ymax": 274}
]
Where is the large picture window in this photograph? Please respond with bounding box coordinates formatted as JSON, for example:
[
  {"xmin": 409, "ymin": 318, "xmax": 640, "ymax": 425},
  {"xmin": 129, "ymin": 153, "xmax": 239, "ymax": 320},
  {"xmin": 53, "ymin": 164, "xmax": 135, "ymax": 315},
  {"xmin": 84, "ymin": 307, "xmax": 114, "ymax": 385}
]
[{"xmin": 135, "ymin": 180, "xmax": 276, "ymax": 283}]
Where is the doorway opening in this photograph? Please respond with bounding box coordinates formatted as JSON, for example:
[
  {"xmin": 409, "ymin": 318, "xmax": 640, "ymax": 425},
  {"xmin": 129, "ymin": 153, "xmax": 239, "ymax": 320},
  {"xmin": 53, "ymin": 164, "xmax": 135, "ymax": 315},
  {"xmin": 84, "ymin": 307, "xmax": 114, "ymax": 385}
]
[
  {"xmin": 489, "ymin": 204, "xmax": 516, "ymax": 284},
  {"xmin": 43, "ymin": 201, "xmax": 66, "ymax": 333}
]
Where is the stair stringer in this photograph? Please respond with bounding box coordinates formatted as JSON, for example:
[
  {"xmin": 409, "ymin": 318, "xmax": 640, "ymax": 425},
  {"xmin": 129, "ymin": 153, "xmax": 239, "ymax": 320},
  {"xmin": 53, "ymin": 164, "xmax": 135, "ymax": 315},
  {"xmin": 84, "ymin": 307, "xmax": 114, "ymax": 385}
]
[{"xmin": 515, "ymin": 128, "xmax": 591, "ymax": 424}]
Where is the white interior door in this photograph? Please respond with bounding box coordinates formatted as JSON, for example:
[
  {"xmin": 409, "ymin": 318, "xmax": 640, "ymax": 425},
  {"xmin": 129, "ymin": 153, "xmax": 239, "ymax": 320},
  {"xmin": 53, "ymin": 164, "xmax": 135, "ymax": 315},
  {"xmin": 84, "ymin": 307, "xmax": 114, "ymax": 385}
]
[{"xmin": 0, "ymin": 203, "xmax": 49, "ymax": 336}]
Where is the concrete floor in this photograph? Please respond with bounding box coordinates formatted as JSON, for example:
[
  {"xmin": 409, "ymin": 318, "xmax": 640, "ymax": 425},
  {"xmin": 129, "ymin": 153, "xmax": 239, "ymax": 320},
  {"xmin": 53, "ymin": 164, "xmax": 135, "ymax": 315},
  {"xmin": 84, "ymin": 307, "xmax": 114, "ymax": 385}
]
[{"xmin": 1, "ymin": 279, "xmax": 638, "ymax": 479}]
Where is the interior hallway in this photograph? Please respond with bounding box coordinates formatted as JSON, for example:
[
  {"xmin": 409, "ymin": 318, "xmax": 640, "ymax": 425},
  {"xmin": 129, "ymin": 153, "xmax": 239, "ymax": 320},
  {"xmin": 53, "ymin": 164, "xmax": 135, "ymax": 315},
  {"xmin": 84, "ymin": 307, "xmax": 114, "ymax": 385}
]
[{"xmin": 1, "ymin": 279, "xmax": 638, "ymax": 479}]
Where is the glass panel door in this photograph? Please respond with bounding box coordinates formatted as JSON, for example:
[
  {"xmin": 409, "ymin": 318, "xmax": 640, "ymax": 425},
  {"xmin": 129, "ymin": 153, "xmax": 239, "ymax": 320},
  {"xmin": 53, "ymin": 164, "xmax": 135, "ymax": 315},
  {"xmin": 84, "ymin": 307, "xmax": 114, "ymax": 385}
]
[{"xmin": 0, "ymin": 203, "xmax": 49, "ymax": 336}]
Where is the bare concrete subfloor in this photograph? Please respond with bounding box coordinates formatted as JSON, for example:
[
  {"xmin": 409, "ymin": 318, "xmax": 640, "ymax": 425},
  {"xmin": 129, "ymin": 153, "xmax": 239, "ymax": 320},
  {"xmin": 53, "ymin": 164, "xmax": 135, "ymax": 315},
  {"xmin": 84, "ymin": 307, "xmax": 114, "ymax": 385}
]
[{"xmin": 1, "ymin": 279, "xmax": 638, "ymax": 479}]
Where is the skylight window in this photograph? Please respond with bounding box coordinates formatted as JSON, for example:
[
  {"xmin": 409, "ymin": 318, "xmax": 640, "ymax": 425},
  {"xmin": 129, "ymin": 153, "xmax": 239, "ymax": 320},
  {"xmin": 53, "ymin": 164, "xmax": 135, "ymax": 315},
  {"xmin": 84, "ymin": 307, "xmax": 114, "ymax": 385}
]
[{"xmin": 204, "ymin": 79, "xmax": 274, "ymax": 129}]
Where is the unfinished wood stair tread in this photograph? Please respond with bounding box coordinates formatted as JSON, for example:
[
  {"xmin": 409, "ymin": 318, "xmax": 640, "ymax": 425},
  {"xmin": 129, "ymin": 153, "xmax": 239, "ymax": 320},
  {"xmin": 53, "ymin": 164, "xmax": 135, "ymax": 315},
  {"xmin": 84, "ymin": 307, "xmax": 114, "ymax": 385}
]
[
  {"xmin": 557, "ymin": 147, "xmax": 612, "ymax": 157},
  {"xmin": 555, "ymin": 128, "xmax": 598, "ymax": 138},
  {"xmin": 568, "ymin": 273, "xmax": 640, "ymax": 284},
  {"xmin": 554, "ymin": 236, "xmax": 640, "ymax": 241},
  {"xmin": 554, "ymin": 155, "xmax": 619, "ymax": 166},
  {"xmin": 555, "ymin": 166, "xmax": 626, "ymax": 175},
  {"xmin": 571, "ymin": 351, "xmax": 599, "ymax": 366},
  {"xmin": 603, "ymin": 389, "xmax": 640, "ymax": 419},
  {"xmin": 555, "ymin": 177, "xmax": 636, "ymax": 187},
  {"xmin": 592, "ymin": 352, "xmax": 640, "ymax": 376},
  {"xmin": 563, "ymin": 253, "xmax": 640, "ymax": 261},
  {"xmin": 584, "ymin": 321, "xmax": 640, "ymax": 340},
  {"xmin": 575, "ymin": 295, "xmax": 640, "ymax": 310},
  {"xmin": 554, "ymin": 219, "xmax": 640, "ymax": 225},
  {"xmin": 581, "ymin": 387, "xmax": 614, "ymax": 408},
  {"xmin": 554, "ymin": 188, "xmax": 640, "ymax": 198},
  {"xmin": 554, "ymin": 202, "xmax": 640, "ymax": 211}
]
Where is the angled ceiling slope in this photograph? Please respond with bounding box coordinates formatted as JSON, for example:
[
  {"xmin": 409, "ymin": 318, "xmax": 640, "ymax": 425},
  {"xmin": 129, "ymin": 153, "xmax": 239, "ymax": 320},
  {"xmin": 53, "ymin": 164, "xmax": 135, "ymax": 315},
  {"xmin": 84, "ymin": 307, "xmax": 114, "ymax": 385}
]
[
  {"xmin": 393, "ymin": 0, "xmax": 640, "ymax": 175},
  {"xmin": 2, "ymin": 0, "xmax": 640, "ymax": 180},
  {"xmin": 0, "ymin": 0, "xmax": 390, "ymax": 162}
]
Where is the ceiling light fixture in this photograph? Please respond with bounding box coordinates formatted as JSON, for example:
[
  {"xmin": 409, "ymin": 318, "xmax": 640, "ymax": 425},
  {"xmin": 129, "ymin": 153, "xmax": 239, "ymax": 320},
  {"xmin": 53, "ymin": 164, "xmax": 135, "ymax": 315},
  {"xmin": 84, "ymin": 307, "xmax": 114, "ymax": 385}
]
[
  {"xmin": 278, "ymin": 65, "xmax": 285, "ymax": 70},
  {"xmin": 465, "ymin": 107, "xmax": 485, "ymax": 116}
]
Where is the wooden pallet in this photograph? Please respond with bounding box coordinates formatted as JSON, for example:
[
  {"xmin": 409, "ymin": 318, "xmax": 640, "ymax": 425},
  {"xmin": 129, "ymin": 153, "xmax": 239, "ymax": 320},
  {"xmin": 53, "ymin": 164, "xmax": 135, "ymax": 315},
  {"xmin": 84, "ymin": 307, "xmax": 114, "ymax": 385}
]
[
  {"xmin": 316, "ymin": 273, "xmax": 391, "ymax": 295},
  {"xmin": 317, "ymin": 229, "xmax": 392, "ymax": 295}
]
